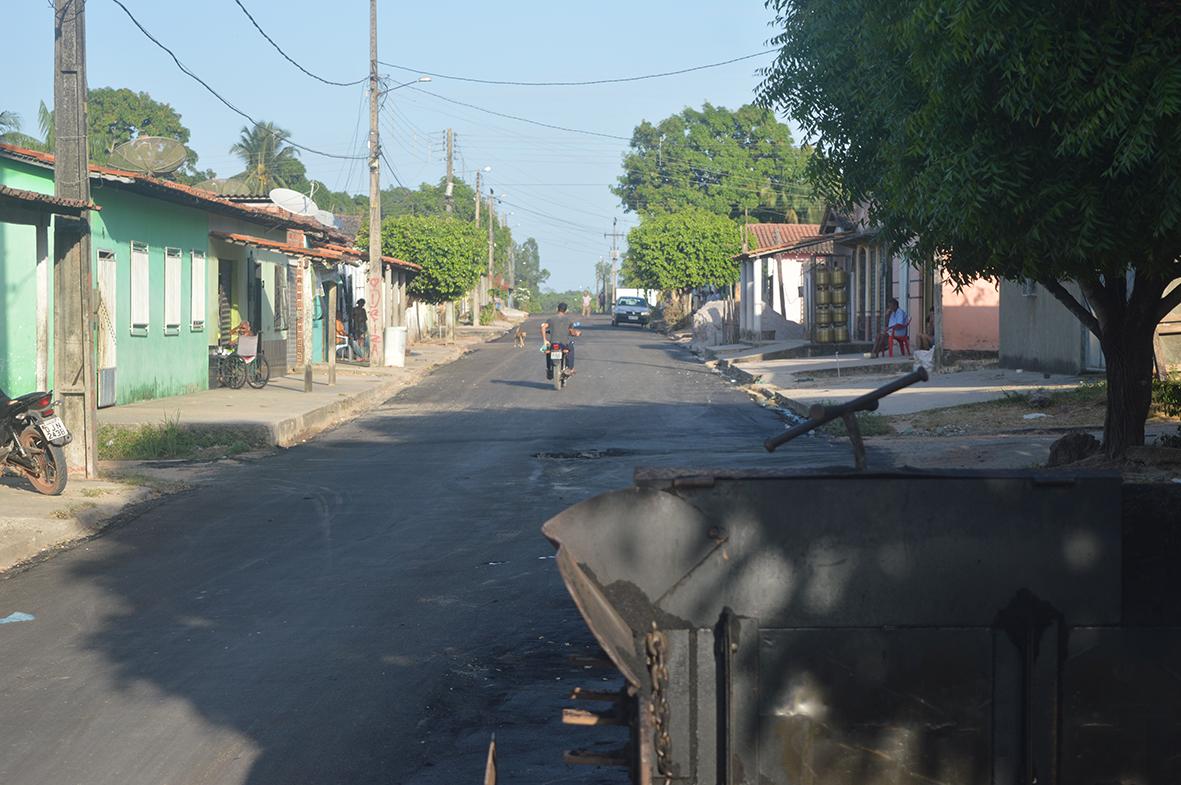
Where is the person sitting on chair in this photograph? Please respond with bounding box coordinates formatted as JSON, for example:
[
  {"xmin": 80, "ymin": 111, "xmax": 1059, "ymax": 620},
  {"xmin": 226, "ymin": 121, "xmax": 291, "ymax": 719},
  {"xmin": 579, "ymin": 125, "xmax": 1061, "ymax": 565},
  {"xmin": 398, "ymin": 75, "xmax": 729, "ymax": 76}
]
[{"xmin": 872, "ymin": 298, "xmax": 908, "ymax": 357}]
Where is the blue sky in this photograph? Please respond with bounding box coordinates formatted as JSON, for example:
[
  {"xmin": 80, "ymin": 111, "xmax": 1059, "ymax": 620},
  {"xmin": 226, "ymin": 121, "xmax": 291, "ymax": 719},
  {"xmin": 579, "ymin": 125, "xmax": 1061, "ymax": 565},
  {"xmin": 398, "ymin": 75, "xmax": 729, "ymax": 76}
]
[{"xmin": 5, "ymin": 0, "xmax": 785, "ymax": 290}]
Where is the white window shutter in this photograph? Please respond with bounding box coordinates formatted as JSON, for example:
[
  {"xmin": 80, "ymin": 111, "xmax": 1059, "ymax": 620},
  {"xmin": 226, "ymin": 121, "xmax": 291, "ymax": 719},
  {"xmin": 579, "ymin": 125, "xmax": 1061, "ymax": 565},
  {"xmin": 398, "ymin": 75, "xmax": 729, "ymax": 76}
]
[
  {"xmin": 164, "ymin": 249, "xmax": 182, "ymax": 329},
  {"xmin": 190, "ymin": 252, "xmax": 206, "ymax": 329},
  {"xmin": 130, "ymin": 242, "xmax": 150, "ymax": 328}
]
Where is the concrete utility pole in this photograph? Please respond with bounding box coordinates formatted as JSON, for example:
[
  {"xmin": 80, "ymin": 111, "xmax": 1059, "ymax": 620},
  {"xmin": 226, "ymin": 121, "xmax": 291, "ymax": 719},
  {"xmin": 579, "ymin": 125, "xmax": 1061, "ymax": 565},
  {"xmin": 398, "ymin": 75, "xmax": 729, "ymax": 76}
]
[
  {"xmin": 53, "ymin": 0, "xmax": 98, "ymax": 478},
  {"xmin": 604, "ymin": 218, "xmax": 624, "ymax": 308},
  {"xmin": 486, "ymin": 194, "xmax": 495, "ymax": 308},
  {"xmin": 444, "ymin": 128, "xmax": 454, "ymax": 214},
  {"xmin": 366, "ymin": 0, "xmax": 384, "ymax": 367}
]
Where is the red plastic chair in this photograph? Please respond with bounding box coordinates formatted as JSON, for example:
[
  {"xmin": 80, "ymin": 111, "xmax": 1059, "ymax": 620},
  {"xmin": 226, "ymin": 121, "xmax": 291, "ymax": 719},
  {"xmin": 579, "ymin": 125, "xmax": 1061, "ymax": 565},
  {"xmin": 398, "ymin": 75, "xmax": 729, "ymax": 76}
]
[{"xmin": 888, "ymin": 318, "xmax": 911, "ymax": 357}]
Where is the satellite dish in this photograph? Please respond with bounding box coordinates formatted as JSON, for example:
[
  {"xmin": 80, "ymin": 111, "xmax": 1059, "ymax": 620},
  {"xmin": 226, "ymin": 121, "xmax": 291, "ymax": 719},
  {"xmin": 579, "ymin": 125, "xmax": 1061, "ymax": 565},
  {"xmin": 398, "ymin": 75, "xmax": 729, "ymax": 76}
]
[
  {"xmin": 108, "ymin": 136, "xmax": 189, "ymax": 177},
  {"xmin": 269, "ymin": 188, "xmax": 320, "ymax": 217},
  {"xmin": 315, "ymin": 209, "xmax": 336, "ymax": 228}
]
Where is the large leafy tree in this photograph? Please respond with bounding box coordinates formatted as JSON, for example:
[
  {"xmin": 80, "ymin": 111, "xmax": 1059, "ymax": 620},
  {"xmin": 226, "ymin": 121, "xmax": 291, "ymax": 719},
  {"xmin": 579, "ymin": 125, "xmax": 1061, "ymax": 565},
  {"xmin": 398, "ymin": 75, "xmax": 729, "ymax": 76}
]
[
  {"xmin": 625, "ymin": 208, "xmax": 741, "ymax": 293},
  {"xmin": 368, "ymin": 215, "xmax": 484, "ymax": 304},
  {"xmin": 19, "ymin": 91, "xmax": 209, "ymax": 179},
  {"xmin": 88, "ymin": 88, "xmax": 197, "ymax": 169},
  {"xmin": 613, "ymin": 103, "xmax": 821, "ymax": 223},
  {"xmin": 231, "ymin": 122, "xmax": 308, "ymax": 193},
  {"xmin": 760, "ymin": 0, "xmax": 1181, "ymax": 457},
  {"xmin": 512, "ymin": 237, "xmax": 550, "ymax": 304},
  {"xmin": 381, "ymin": 177, "xmax": 477, "ymax": 222}
]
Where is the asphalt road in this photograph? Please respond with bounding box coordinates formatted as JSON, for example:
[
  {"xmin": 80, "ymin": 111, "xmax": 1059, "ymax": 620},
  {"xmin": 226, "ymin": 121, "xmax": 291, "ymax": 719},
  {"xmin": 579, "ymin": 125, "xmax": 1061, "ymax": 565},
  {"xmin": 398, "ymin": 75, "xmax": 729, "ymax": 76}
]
[{"xmin": 0, "ymin": 316, "xmax": 839, "ymax": 785}]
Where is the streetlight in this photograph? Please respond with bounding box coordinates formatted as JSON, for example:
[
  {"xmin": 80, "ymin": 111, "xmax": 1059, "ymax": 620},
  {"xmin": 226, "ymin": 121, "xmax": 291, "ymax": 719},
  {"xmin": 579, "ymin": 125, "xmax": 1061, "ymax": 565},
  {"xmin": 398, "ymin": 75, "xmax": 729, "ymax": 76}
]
[{"xmin": 378, "ymin": 75, "xmax": 431, "ymax": 96}]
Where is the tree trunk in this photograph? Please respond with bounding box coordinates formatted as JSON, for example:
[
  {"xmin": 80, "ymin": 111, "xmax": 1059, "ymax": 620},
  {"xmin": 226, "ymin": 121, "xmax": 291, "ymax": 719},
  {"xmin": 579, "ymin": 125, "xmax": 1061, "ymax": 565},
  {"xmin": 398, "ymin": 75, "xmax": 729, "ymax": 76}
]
[{"xmin": 1101, "ymin": 320, "xmax": 1157, "ymax": 458}]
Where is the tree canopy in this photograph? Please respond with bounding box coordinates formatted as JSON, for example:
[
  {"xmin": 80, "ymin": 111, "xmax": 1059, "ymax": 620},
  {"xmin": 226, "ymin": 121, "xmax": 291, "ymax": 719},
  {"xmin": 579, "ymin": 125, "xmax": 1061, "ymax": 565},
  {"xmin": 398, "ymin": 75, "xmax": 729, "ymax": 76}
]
[
  {"xmin": 759, "ymin": 0, "xmax": 1181, "ymax": 455},
  {"xmin": 381, "ymin": 177, "xmax": 477, "ymax": 222},
  {"xmin": 231, "ymin": 122, "xmax": 307, "ymax": 193},
  {"xmin": 612, "ymin": 103, "xmax": 821, "ymax": 223},
  {"xmin": 625, "ymin": 208, "xmax": 741, "ymax": 292},
  {"xmin": 10, "ymin": 90, "xmax": 209, "ymax": 179},
  {"xmin": 370, "ymin": 215, "xmax": 485, "ymax": 304}
]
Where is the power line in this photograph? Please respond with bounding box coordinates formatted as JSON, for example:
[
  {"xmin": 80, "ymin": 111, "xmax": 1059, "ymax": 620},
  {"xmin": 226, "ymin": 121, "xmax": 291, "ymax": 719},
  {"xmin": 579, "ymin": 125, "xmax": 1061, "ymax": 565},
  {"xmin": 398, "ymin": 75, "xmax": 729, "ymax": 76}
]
[
  {"xmin": 408, "ymin": 87, "xmax": 629, "ymax": 141},
  {"xmin": 379, "ymin": 148, "xmax": 406, "ymax": 188},
  {"xmin": 381, "ymin": 49, "xmax": 775, "ymax": 87},
  {"xmin": 107, "ymin": 0, "xmax": 364, "ymax": 160},
  {"xmin": 231, "ymin": 0, "xmax": 367, "ymax": 86}
]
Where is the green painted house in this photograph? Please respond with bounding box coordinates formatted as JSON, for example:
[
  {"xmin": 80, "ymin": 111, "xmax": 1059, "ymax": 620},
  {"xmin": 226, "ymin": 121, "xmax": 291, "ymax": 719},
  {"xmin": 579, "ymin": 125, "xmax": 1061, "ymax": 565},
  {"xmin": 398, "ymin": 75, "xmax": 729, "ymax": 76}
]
[{"xmin": 0, "ymin": 144, "xmax": 349, "ymax": 406}]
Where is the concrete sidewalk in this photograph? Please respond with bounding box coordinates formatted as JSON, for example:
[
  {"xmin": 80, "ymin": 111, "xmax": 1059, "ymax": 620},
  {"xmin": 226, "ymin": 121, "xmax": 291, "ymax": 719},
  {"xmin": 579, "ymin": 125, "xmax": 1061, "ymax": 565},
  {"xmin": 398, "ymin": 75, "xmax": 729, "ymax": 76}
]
[{"xmin": 98, "ymin": 340, "xmax": 472, "ymax": 447}]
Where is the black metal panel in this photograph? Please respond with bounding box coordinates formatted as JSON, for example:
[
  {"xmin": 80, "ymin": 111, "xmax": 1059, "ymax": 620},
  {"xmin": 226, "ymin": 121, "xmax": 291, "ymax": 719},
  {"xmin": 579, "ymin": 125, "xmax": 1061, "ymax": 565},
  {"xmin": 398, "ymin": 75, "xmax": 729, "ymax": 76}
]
[
  {"xmin": 1060, "ymin": 627, "xmax": 1181, "ymax": 785},
  {"xmin": 756, "ymin": 628, "xmax": 992, "ymax": 785}
]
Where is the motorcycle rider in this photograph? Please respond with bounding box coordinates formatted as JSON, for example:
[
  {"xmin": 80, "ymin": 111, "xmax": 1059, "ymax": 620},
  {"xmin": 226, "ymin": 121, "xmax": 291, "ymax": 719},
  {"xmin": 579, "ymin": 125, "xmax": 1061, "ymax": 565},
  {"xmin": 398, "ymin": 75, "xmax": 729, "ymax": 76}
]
[{"xmin": 541, "ymin": 302, "xmax": 582, "ymax": 378}]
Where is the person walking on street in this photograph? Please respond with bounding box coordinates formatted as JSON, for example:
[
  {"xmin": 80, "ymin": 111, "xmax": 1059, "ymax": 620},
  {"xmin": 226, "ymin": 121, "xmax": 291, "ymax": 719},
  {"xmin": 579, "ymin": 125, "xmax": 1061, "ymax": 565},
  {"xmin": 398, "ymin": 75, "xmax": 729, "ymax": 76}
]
[
  {"xmin": 598, "ymin": 290, "xmax": 606, "ymax": 313},
  {"xmin": 351, "ymin": 298, "xmax": 369, "ymax": 356},
  {"xmin": 581, "ymin": 290, "xmax": 592, "ymax": 317}
]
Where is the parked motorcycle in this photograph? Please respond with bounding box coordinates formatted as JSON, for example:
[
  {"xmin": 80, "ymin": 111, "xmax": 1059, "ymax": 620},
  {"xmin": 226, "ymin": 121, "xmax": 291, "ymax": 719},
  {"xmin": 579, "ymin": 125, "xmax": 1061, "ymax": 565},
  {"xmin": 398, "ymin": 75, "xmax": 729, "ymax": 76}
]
[{"xmin": 0, "ymin": 389, "xmax": 71, "ymax": 495}]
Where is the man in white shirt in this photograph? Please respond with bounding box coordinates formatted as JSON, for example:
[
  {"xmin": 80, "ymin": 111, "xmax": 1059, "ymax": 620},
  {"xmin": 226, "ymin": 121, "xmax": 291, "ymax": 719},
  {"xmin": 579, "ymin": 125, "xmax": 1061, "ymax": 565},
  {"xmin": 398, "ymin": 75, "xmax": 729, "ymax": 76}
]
[{"xmin": 872, "ymin": 298, "xmax": 908, "ymax": 357}]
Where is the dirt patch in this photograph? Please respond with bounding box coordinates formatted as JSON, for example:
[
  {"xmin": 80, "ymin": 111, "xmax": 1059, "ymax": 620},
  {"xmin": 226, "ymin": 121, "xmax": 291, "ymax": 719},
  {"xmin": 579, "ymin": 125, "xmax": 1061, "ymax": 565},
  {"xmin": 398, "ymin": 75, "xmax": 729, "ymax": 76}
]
[{"xmin": 885, "ymin": 382, "xmax": 1181, "ymax": 436}]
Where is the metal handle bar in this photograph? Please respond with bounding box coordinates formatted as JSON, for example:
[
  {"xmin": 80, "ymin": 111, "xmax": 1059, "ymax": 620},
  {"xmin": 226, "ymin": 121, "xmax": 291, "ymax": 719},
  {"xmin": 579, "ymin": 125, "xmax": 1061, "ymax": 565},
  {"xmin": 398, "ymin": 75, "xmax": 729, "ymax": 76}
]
[{"xmin": 764, "ymin": 367, "xmax": 928, "ymax": 452}]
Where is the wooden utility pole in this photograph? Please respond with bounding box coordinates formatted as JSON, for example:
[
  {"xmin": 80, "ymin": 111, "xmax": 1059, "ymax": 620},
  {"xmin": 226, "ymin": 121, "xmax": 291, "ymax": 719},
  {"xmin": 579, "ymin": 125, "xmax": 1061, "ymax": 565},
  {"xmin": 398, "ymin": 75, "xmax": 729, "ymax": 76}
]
[
  {"xmin": 366, "ymin": 0, "xmax": 384, "ymax": 367},
  {"xmin": 444, "ymin": 128, "xmax": 454, "ymax": 214},
  {"xmin": 54, "ymin": 0, "xmax": 97, "ymax": 478}
]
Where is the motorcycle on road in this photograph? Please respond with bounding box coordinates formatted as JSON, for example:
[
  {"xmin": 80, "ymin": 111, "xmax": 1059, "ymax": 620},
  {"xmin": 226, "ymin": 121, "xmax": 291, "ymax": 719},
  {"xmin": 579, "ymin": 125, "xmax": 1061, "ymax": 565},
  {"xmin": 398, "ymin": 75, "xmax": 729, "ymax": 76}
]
[
  {"xmin": 0, "ymin": 389, "xmax": 71, "ymax": 495},
  {"xmin": 546, "ymin": 342, "xmax": 572, "ymax": 391}
]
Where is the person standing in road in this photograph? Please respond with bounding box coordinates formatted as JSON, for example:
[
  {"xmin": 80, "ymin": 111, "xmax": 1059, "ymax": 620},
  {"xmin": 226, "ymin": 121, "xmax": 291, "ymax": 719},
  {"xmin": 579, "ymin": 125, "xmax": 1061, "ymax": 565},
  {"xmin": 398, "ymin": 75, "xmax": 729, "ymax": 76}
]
[
  {"xmin": 351, "ymin": 298, "xmax": 369, "ymax": 356},
  {"xmin": 581, "ymin": 290, "xmax": 592, "ymax": 317},
  {"xmin": 598, "ymin": 290, "xmax": 606, "ymax": 313}
]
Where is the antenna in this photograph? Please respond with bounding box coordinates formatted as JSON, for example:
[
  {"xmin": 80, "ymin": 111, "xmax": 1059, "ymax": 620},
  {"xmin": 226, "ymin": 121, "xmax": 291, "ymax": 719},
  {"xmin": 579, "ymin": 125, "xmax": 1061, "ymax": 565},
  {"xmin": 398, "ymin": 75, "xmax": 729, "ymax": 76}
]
[
  {"xmin": 268, "ymin": 187, "xmax": 320, "ymax": 216},
  {"xmin": 107, "ymin": 136, "xmax": 188, "ymax": 177}
]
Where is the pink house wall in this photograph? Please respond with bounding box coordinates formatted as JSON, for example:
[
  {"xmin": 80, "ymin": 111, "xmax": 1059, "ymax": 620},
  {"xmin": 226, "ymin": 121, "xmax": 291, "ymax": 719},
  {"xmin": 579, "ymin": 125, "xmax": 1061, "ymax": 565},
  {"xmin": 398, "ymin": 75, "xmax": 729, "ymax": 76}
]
[{"xmin": 942, "ymin": 278, "xmax": 999, "ymax": 351}]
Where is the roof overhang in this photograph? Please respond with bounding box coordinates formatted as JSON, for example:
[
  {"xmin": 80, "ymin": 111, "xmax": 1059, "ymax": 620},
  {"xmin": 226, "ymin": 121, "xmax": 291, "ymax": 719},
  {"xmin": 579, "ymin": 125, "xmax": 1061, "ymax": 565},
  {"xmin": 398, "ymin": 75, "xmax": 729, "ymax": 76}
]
[
  {"xmin": 210, "ymin": 231, "xmax": 360, "ymax": 267},
  {"xmin": 0, "ymin": 184, "xmax": 97, "ymax": 223}
]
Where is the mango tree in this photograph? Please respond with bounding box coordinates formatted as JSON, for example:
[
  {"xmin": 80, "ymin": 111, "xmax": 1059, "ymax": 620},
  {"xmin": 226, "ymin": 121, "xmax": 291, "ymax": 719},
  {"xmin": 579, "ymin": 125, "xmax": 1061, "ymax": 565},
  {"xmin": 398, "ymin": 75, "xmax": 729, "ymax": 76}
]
[{"xmin": 760, "ymin": 1, "xmax": 1181, "ymax": 457}]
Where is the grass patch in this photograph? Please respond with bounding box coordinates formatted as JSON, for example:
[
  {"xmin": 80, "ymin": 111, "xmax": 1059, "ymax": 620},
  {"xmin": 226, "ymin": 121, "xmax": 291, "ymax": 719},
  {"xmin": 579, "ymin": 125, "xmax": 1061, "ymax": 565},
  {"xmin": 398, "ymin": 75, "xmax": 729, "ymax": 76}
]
[
  {"xmin": 820, "ymin": 411, "xmax": 894, "ymax": 437},
  {"xmin": 80, "ymin": 487, "xmax": 111, "ymax": 498},
  {"xmin": 52, "ymin": 502, "xmax": 97, "ymax": 520},
  {"xmin": 98, "ymin": 415, "xmax": 270, "ymax": 461}
]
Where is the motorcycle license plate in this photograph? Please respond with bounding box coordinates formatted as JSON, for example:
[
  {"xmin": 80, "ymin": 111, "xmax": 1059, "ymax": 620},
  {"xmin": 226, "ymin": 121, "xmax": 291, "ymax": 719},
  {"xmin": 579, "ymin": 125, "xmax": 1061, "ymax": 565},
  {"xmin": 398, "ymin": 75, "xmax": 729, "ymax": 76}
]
[
  {"xmin": 40, "ymin": 416, "xmax": 70, "ymax": 442},
  {"xmin": 550, "ymin": 351, "xmax": 564, "ymax": 360}
]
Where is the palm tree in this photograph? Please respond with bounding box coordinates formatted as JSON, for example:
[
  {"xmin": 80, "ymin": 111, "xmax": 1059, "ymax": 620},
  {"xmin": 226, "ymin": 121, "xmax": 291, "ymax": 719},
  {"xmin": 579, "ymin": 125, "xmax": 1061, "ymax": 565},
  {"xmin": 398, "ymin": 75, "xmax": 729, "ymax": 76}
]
[
  {"xmin": 230, "ymin": 122, "xmax": 301, "ymax": 194},
  {"xmin": 0, "ymin": 110, "xmax": 20, "ymax": 136}
]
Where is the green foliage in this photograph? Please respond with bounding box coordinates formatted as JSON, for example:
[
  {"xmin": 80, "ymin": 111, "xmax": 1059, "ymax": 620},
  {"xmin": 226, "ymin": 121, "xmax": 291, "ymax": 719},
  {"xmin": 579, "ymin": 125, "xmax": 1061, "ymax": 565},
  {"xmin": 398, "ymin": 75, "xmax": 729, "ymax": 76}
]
[
  {"xmin": 0, "ymin": 110, "xmax": 20, "ymax": 136},
  {"xmin": 381, "ymin": 177, "xmax": 477, "ymax": 222},
  {"xmin": 759, "ymin": 0, "xmax": 1181, "ymax": 454},
  {"xmin": 374, "ymin": 215, "xmax": 484, "ymax": 304},
  {"xmin": 613, "ymin": 103, "xmax": 821, "ymax": 223},
  {"xmin": 230, "ymin": 121, "xmax": 307, "ymax": 193},
  {"xmin": 1153, "ymin": 377, "xmax": 1181, "ymax": 418},
  {"xmin": 625, "ymin": 208, "xmax": 741, "ymax": 291},
  {"xmin": 759, "ymin": 1, "xmax": 1181, "ymax": 287},
  {"xmin": 514, "ymin": 237, "xmax": 549, "ymax": 292},
  {"xmin": 98, "ymin": 417, "xmax": 268, "ymax": 460},
  {"xmin": 480, "ymin": 303, "xmax": 497, "ymax": 326},
  {"xmin": 536, "ymin": 290, "xmax": 585, "ymax": 313},
  {"xmin": 88, "ymin": 87, "xmax": 199, "ymax": 171},
  {"xmin": 17, "ymin": 92, "xmax": 209, "ymax": 179}
]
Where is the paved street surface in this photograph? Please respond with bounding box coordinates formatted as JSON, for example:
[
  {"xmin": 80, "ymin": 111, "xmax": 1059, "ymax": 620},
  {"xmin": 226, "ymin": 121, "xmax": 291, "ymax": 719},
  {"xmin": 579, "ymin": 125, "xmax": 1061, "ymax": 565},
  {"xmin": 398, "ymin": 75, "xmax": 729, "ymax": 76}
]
[{"xmin": 0, "ymin": 317, "xmax": 837, "ymax": 785}]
